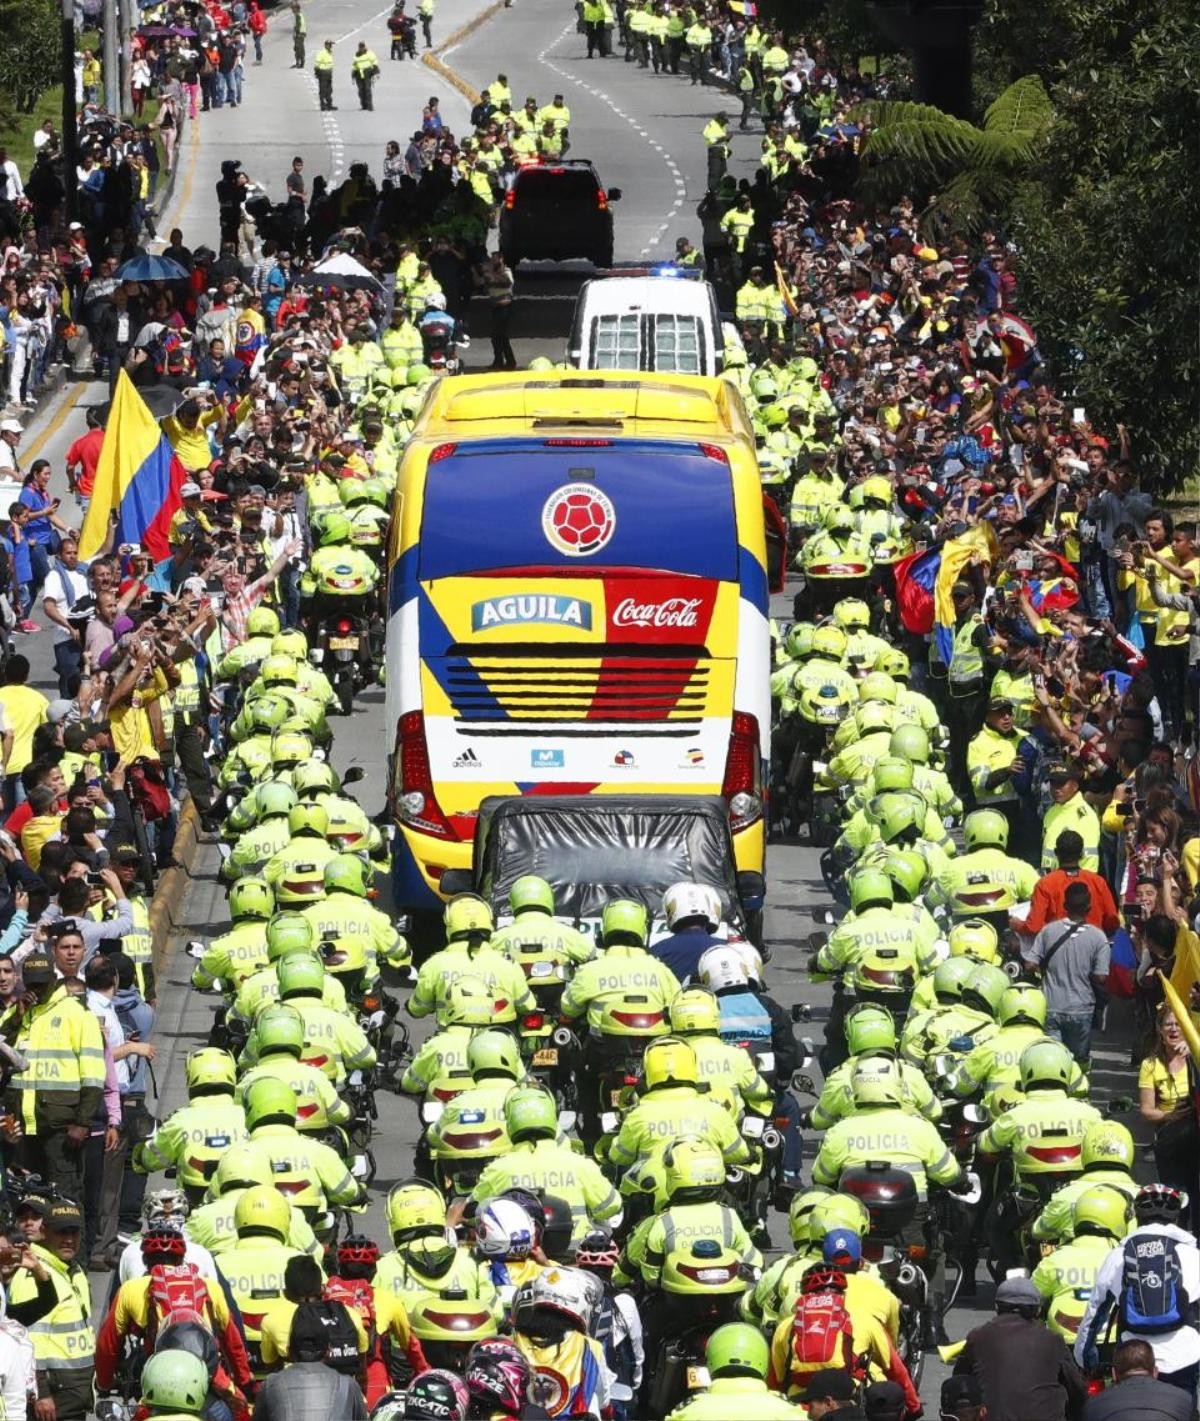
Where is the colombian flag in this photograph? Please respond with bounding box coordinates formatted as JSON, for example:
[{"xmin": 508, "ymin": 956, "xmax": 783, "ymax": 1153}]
[
  {"xmin": 80, "ymin": 371, "xmax": 188, "ymax": 562},
  {"xmin": 893, "ymin": 546, "xmax": 940, "ymax": 635},
  {"xmin": 933, "ymin": 522, "xmax": 999, "ymax": 663}
]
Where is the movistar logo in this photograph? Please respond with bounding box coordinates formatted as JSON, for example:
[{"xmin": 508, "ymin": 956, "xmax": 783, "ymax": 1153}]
[{"xmin": 471, "ymin": 595, "xmax": 593, "ymax": 632}]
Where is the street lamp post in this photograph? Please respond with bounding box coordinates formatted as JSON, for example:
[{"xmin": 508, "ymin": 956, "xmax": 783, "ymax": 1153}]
[{"xmin": 61, "ymin": 0, "xmax": 78, "ymax": 223}]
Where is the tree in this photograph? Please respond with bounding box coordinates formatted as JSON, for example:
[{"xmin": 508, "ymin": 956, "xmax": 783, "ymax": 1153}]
[
  {"xmin": 856, "ymin": 75, "xmax": 1051, "ymax": 230},
  {"xmin": 1006, "ymin": 0, "xmax": 1200, "ymax": 486},
  {"xmin": 0, "ymin": 0, "xmax": 61, "ymax": 119}
]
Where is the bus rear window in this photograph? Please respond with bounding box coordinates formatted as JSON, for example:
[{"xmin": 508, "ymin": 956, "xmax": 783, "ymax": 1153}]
[{"xmin": 419, "ymin": 440, "xmax": 738, "ymax": 581}]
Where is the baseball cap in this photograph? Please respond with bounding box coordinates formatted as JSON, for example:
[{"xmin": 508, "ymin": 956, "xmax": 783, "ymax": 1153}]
[
  {"xmin": 182, "ymin": 576, "xmax": 207, "ymax": 597},
  {"xmin": 996, "ymin": 1276, "xmax": 1042, "ymax": 1311},
  {"xmin": 45, "ymin": 1202, "xmax": 83, "ymax": 1232},
  {"xmin": 797, "ymin": 1371, "xmax": 856, "ymax": 1403},
  {"xmin": 69, "ymin": 221, "xmax": 85, "ymax": 231},
  {"xmin": 108, "ymin": 842, "xmax": 141, "ymax": 864},
  {"xmin": 180, "ymin": 481, "xmax": 202, "ymax": 498},
  {"xmin": 986, "ymin": 695, "xmax": 1014, "ymax": 713},
  {"xmin": 21, "ymin": 952, "xmax": 54, "ymax": 985},
  {"xmin": 0, "ymin": 418, "xmax": 23, "ymax": 435},
  {"xmin": 15, "ymin": 1194, "xmax": 48, "ymax": 1218},
  {"xmin": 864, "ymin": 1380, "xmax": 906, "ymax": 1418},
  {"xmin": 822, "ymin": 1229, "xmax": 862, "ymax": 1267},
  {"xmin": 1046, "ymin": 759, "xmax": 1079, "ymax": 783}
]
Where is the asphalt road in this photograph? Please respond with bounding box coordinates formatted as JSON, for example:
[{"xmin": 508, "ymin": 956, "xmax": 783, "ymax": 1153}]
[{"xmin": 17, "ymin": 0, "xmax": 1145, "ymax": 1404}]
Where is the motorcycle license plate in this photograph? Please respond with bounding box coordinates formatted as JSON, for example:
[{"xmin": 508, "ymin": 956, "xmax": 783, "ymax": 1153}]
[
  {"xmin": 329, "ymin": 636, "xmax": 359, "ymax": 650},
  {"xmin": 686, "ymin": 1367, "xmax": 710, "ymax": 1390},
  {"xmin": 532, "ymin": 1048, "xmax": 558, "ymax": 1066},
  {"xmin": 611, "ymin": 1088, "xmax": 625, "ymax": 1106}
]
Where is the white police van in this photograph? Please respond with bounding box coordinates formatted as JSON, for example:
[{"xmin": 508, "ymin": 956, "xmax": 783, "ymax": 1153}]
[{"xmin": 566, "ymin": 269, "xmax": 726, "ymax": 375}]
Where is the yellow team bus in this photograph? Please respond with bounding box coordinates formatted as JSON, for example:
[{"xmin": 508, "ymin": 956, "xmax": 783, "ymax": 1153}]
[{"xmin": 385, "ymin": 372, "xmax": 776, "ymax": 923}]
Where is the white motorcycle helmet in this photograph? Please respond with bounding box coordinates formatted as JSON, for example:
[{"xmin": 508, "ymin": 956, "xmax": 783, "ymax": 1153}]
[
  {"xmin": 728, "ymin": 938, "xmax": 765, "ymax": 988},
  {"xmin": 514, "ymin": 1265, "xmax": 596, "ymax": 1332},
  {"xmin": 475, "ymin": 1199, "xmax": 535, "ymax": 1260},
  {"xmin": 697, "ymin": 944, "xmax": 751, "ymax": 991},
  {"xmin": 663, "ymin": 882, "xmax": 722, "ymax": 933}
]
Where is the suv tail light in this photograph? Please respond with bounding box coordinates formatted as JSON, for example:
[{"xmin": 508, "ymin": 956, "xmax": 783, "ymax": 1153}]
[
  {"xmin": 722, "ymin": 711, "xmax": 763, "ymax": 832},
  {"xmin": 597, "ymin": 190, "xmax": 608, "ymax": 211},
  {"xmin": 394, "ymin": 711, "xmax": 454, "ymax": 839},
  {"xmin": 504, "ymin": 190, "xmax": 515, "ymax": 209}
]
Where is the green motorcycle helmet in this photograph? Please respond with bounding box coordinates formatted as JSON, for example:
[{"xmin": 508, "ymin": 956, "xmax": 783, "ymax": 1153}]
[
  {"xmin": 528, "ymin": 355, "xmax": 554, "ymax": 371},
  {"xmin": 787, "ymin": 1185, "xmax": 835, "ymax": 1247},
  {"xmin": 266, "ymin": 912, "xmax": 314, "ymax": 962},
  {"xmin": 387, "ymin": 1179, "xmax": 449, "ymax": 1237},
  {"xmin": 810, "ymin": 1194, "xmax": 871, "ymax": 1240},
  {"xmin": 663, "ymin": 1136, "xmax": 725, "ymax": 1202},
  {"xmin": 140, "ymin": 1350, "xmax": 209, "ymax": 1416},
  {"xmin": 784, "ymin": 621, "xmax": 816, "ymax": 661},
  {"xmin": 961, "ymin": 963, "xmax": 1010, "ymax": 1018},
  {"xmin": 271, "ymin": 629, "xmax": 309, "ymax": 659},
  {"xmin": 879, "ymin": 848, "xmax": 929, "ymax": 905},
  {"xmin": 947, "ymin": 918, "xmax": 1001, "ymax": 963},
  {"xmin": 244, "ymin": 1077, "xmax": 299, "ymax": 1131},
  {"xmin": 246, "ymin": 606, "xmax": 280, "ymax": 639},
  {"xmin": 1019, "ymin": 1038, "xmax": 1075, "ymax": 1091},
  {"xmin": 876, "ymin": 793, "xmax": 925, "ymax": 845},
  {"xmin": 212, "ymin": 1143, "xmax": 273, "ymax": 1195},
  {"xmin": 257, "ymin": 781, "xmax": 298, "ymax": 821},
  {"xmin": 889, "ymin": 723, "xmax": 931, "ymax": 765},
  {"xmin": 260, "ymin": 655, "xmax": 299, "ymax": 688},
  {"xmin": 1072, "ymin": 1185, "xmax": 1131, "ymax": 1241},
  {"xmin": 271, "ymin": 729, "xmax": 314, "ymax": 770},
  {"xmin": 1082, "ymin": 1121, "xmax": 1135, "ymax": 1172},
  {"xmin": 833, "ymin": 598, "xmax": 871, "ymax": 632},
  {"xmin": 317, "ymin": 512, "xmax": 354, "ymax": 547},
  {"xmin": 444, "ymin": 976, "xmax": 496, "ymax": 1027},
  {"xmin": 249, "ymin": 695, "xmax": 289, "ymax": 736},
  {"xmin": 931, "ymin": 957, "xmax": 975, "ymax": 1004},
  {"xmin": 229, "ymin": 876, "xmax": 274, "ymax": 922},
  {"xmin": 824, "ymin": 506, "xmax": 855, "ymax": 535},
  {"xmin": 254, "ymin": 1003, "xmax": 306, "ymax": 1058},
  {"xmin": 277, "ymin": 952, "xmax": 325, "ymax": 1001},
  {"xmin": 876, "ymin": 646, "xmax": 911, "ymax": 680},
  {"xmin": 850, "ymin": 1056, "xmax": 904, "ymax": 1108},
  {"xmin": 467, "ymin": 1030, "xmax": 523, "ymax": 1081},
  {"xmin": 325, "ymin": 852, "xmax": 371, "ymax": 898},
  {"xmin": 998, "ymin": 985, "xmax": 1047, "ymax": 1029},
  {"xmin": 407, "ymin": 362, "xmax": 432, "ymax": 386},
  {"xmin": 510, "ymin": 874, "xmax": 555, "ymax": 916},
  {"xmin": 706, "ymin": 1322, "xmax": 769, "ymax": 1380},
  {"xmin": 292, "ymin": 762, "xmax": 337, "ymax": 799},
  {"xmin": 338, "ymin": 479, "xmax": 371, "ymax": 507},
  {"xmin": 811, "ymin": 624, "xmax": 847, "ymax": 662},
  {"xmin": 858, "ymin": 671, "xmax": 898, "ymax": 705},
  {"xmin": 844, "ymin": 1002, "xmax": 897, "ymax": 1055},
  {"xmin": 750, "ymin": 370, "xmax": 779, "ymax": 402},
  {"xmin": 964, "ymin": 808, "xmax": 1009, "ymax": 851},
  {"xmin": 669, "ymin": 988, "xmax": 722, "ymax": 1036},
  {"xmin": 855, "ymin": 701, "xmax": 895, "ymax": 737},
  {"xmin": 444, "ymin": 895, "xmax": 494, "ymax": 942},
  {"xmin": 504, "ymin": 1086, "xmax": 558, "ymax": 1142},
  {"xmin": 601, "ymin": 898, "xmax": 648, "ymax": 948},
  {"xmin": 185, "ymin": 1048, "xmax": 236, "ymax": 1097},
  {"xmin": 289, "ymin": 803, "xmax": 329, "ymax": 839},
  {"xmin": 849, "ymin": 866, "xmax": 894, "ymax": 913},
  {"xmin": 362, "ymin": 476, "xmax": 392, "ymax": 510}
]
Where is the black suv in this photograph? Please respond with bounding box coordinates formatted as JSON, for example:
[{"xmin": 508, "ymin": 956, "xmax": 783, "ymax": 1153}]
[{"xmin": 498, "ymin": 159, "xmax": 621, "ymax": 269}]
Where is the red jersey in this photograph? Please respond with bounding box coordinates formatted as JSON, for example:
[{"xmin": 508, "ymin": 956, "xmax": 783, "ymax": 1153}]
[{"xmin": 65, "ymin": 427, "xmax": 105, "ymax": 498}]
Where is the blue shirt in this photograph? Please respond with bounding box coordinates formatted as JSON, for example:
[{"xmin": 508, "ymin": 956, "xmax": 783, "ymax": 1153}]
[
  {"xmin": 18, "ymin": 486, "xmax": 54, "ymax": 545},
  {"xmin": 1, "ymin": 534, "xmax": 29, "ymax": 583},
  {"xmin": 651, "ymin": 927, "xmax": 724, "ymax": 983}
]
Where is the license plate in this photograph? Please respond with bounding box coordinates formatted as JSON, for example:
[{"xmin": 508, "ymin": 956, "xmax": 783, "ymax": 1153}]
[
  {"xmin": 329, "ymin": 636, "xmax": 359, "ymax": 650},
  {"xmin": 611, "ymin": 1088, "xmax": 625, "ymax": 1106},
  {"xmin": 532, "ymin": 1048, "xmax": 558, "ymax": 1066},
  {"xmin": 686, "ymin": 1367, "xmax": 710, "ymax": 1390}
]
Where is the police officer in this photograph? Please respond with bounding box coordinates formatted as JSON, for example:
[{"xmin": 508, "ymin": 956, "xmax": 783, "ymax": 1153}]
[
  {"xmin": 1040, "ymin": 758, "xmax": 1102, "ymax": 872},
  {"xmin": 269, "ymin": 952, "xmax": 376, "ymax": 1084},
  {"xmin": 301, "ymin": 852, "xmax": 410, "ymax": 983},
  {"xmin": 313, "ymin": 39, "xmax": 336, "ymax": 108},
  {"xmin": 1031, "ymin": 1121, "xmax": 1139, "ymax": 1246},
  {"xmin": 409, "ymin": 896, "xmax": 533, "ymax": 1027},
  {"xmin": 351, "ymin": 41, "xmax": 380, "ymax": 108},
  {"xmin": 968, "ymin": 696, "xmax": 1031, "ymax": 848},
  {"xmin": 668, "ymin": 988, "xmax": 773, "ymax": 1118},
  {"xmin": 1032, "ymin": 1186, "xmax": 1131, "ymax": 1341},
  {"xmin": 488, "ymin": 874, "xmax": 592, "ymax": 966},
  {"xmin": 236, "ymin": 1003, "xmax": 354, "ymax": 1135},
  {"xmin": 936, "ymin": 808, "xmax": 1041, "ymax": 934},
  {"xmin": 241, "ymin": 1078, "xmax": 364, "ymax": 1217},
  {"xmin": 900, "ymin": 959, "xmax": 1005, "ymax": 1070},
  {"xmin": 133, "ymin": 1047, "xmax": 248, "ymax": 1206},
  {"xmin": 424, "ymin": 1029, "xmax": 524, "ymax": 1177},
  {"xmin": 941, "ymin": 579, "xmax": 993, "ymax": 793},
  {"xmin": 375, "ymin": 1180, "xmax": 496, "ymax": 1304},
  {"xmin": 810, "ymin": 1002, "xmax": 941, "ymax": 1130},
  {"xmin": 262, "ymin": 802, "xmax": 342, "ymax": 904},
  {"xmin": 223, "ymin": 784, "xmax": 298, "ymax": 883},
  {"xmin": 667, "ymin": 1324, "xmax": 806, "ymax": 1419},
  {"xmin": 215, "ymin": 604, "xmax": 280, "ymax": 681},
  {"xmin": 398, "ymin": 977, "xmax": 492, "ymax": 1100},
  {"xmin": 192, "ymin": 876, "xmax": 276, "ymax": 993},
  {"xmin": 185, "ymin": 1143, "xmax": 320, "ymax": 1257},
  {"xmin": 608, "ymin": 1037, "xmax": 751, "ymax": 1173},
  {"xmin": 470, "ymin": 1087, "xmax": 621, "ymax": 1247},
  {"xmin": 702, "ymin": 112, "xmax": 730, "ymax": 187}
]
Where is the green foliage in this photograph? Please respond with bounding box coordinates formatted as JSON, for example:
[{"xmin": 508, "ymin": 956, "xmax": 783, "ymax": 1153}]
[
  {"xmin": 1007, "ymin": 0, "xmax": 1200, "ymax": 487},
  {"xmin": 856, "ymin": 75, "xmax": 1050, "ymax": 228},
  {"xmin": 0, "ymin": 0, "xmax": 61, "ymax": 121}
]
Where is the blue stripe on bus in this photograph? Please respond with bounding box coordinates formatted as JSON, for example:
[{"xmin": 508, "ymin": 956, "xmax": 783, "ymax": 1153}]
[
  {"xmin": 738, "ymin": 548, "xmax": 767, "ymax": 611},
  {"xmin": 417, "ymin": 586, "xmax": 508, "ymax": 720}
]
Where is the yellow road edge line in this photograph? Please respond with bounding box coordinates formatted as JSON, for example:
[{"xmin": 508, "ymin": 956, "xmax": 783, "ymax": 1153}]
[
  {"xmin": 23, "ymin": 384, "xmax": 86, "ymax": 463},
  {"xmin": 422, "ymin": 0, "xmax": 510, "ymax": 103}
]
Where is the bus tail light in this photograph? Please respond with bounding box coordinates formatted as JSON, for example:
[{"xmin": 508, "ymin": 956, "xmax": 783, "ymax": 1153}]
[
  {"xmin": 395, "ymin": 711, "xmax": 454, "ymax": 840},
  {"xmin": 697, "ymin": 442, "xmax": 728, "ymax": 463},
  {"xmin": 722, "ymin": 711, "xmax": 763, "ymax": 832}
]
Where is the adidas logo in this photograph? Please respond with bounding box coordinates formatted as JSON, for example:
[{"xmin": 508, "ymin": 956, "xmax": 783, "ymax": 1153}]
[{"xmin": 453, "ymin": 748, "xmax": 480, "ymax": 768}]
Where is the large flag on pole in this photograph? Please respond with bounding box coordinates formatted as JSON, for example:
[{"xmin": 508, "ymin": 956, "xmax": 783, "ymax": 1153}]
[{"xmin": 79, "ymin": 371, "xmax": 187, "ymax": 562}]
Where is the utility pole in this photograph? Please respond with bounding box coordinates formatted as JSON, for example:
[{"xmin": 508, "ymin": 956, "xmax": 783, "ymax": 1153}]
[
  {"xmin": 61, "ymin": 0, "xmax": 78, "ymax": 223},
  {"xmin": 118, "ymin": 0, "xmax": 132, "ymax": 115},
  {"xmin": 103, "ymin": 0, "xmax": 119, "ymax": 117}
]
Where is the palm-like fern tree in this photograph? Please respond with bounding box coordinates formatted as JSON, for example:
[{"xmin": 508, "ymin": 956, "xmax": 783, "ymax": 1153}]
[{"xmin": 856, "ymin": 75, "xmax": 1053, "ymax": 231}]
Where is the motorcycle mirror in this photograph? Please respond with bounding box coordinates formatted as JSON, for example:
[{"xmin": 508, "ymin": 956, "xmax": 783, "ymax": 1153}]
[
  {"xmin": 798, "ymin": 1036, "xmax": 814, "ymax": 1065},
  {"xmin": 960, "ymin": 1170, "xmax": 984, "ymax": 1207},
  {"xmin": 559, "ymin": 1110, "xmax": 577, "ymax": 1132},
  {"xmin": 930, "ymin": 1053, "xmax": 952, "ymax": 1079},
  {"xmin": 342, "ymin": 766, "xmax": 365, "ymax": 784},
  {"xmin": 310, "ymin": 648, "xmax": 325, "ymax": 664},
  {"xmin": 185, "ymin": 940, "xmax": 205, "ymax": 960},
  {"xmin": 790, "ymin": 1002, "xmax": 811, "ymax": 1023}
]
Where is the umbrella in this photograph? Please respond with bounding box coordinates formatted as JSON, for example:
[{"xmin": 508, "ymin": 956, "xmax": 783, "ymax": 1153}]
[
  {"xmin": 95, "ymin": 383, "xmax": 185, "ymax": 422},
  {"xmin": 294, "ymin": 253, "xmax": 382, "ymax": 294},
  {"xmin": 116, "ymin": 253, "xmax": 190, "ymax": 283}
]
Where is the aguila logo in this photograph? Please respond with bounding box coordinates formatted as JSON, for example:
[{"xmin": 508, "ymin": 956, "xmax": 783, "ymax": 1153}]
[
  {"xmin": 542, "ymin": 484, "xmax": 616, "ymax": 557},
  {"xmin": 613, "ymin": 596, "xmax": 703, "ymax": 628}
]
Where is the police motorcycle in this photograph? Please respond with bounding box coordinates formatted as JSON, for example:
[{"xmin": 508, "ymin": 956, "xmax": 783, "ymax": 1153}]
[
  {"xmin": 512, "ymin": 946, "xmax": 578, "ymax": 1110},
  {"xmin": 771, "ymin": 655, "xmax": 857, "ymax": 843},
  {"xmin": 301, "ymin": 512, "xmax": 382, "ymax": 715},
  {"xmin": 793, "ymin": 506, "xmax": 874, "ymax": 621}
]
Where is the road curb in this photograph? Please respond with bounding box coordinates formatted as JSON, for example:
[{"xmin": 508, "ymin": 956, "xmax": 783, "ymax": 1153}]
[
  {"xmin": 149, "ymin": 797, "xmax": 201, "ymax": 973},
  {"xmin": 421, "ymin": 0, "xmax": 510, "ymax": 103}
]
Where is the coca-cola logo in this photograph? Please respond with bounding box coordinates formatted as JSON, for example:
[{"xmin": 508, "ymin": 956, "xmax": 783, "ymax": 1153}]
[{"xmin": 612, "ymin": 596, "xmax": 703, "ymax": 628}]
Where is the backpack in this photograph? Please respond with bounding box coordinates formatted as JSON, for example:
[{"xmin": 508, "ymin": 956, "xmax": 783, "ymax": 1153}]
[
  {"xmin": 788, "ymin": 1275, "xmax": 863, "ymax": 1390},
  {"xmin": 145, "ymin": 1263, "xmax": 212, "ymax": 1350},
  {"xmin": 1120, "ymin": 1234, "xmax": 1190, "ymax": 1334},
  {"xmin": 290, "ymin": 1299, "xmax": 362, "ymax": 1374}
]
